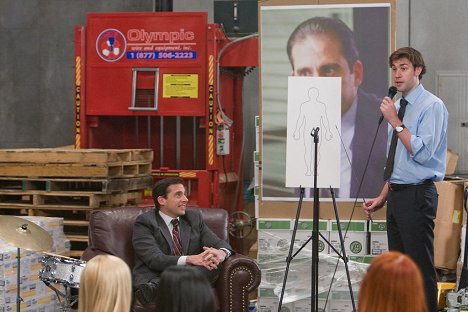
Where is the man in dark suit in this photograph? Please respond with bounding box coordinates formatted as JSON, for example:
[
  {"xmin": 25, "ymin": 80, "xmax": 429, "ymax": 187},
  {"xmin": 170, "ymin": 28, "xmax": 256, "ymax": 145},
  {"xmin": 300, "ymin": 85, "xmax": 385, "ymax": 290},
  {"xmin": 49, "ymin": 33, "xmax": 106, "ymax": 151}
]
[
  {"xmin": 132, "ymin": 177, "xmax": 233, "ymax": 305},
  {"xmin": 351, "ymin": 88, "xmax": 386, "ymax": 197},
  {"xmin": 286, "ymin": 16, "xmax": 387, "ymax": 198}
]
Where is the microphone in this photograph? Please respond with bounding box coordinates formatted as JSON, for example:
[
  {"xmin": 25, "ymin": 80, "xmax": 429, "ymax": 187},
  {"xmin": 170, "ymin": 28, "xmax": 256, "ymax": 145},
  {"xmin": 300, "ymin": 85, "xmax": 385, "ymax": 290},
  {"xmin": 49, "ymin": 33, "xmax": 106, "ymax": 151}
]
[{"xmin": 378, "ymin": 86, "xmax": 398, "ymax": 124}]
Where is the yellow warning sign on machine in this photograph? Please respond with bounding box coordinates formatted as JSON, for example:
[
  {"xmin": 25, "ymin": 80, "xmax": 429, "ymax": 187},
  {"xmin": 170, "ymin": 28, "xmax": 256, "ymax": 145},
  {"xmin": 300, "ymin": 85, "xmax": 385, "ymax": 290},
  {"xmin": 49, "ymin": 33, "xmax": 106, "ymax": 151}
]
[{"xmin": 162, "ymin": 74, "xmax": 198, "ymax": 98}]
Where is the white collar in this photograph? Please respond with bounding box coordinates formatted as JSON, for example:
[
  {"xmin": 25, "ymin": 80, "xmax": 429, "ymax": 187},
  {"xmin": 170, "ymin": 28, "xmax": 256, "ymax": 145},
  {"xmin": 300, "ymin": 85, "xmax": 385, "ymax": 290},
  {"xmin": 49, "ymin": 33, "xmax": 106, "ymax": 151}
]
[{"xmin": 159, "ymin": 210, "xmax": 178, "ymax": 227}]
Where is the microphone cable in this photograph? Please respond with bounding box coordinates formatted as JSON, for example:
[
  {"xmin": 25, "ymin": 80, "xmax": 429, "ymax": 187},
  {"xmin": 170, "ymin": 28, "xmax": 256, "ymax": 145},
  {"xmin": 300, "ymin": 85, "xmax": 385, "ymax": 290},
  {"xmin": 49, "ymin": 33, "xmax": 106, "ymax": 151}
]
[
  {"xmin": 339, "ymin": 86, "xmax": 397, "ymax": 228},
  {"xmin": 321, "ymin": 116, "xmax": 385, "ymax": 312},
  {"xmin": 332, "ymin": 120, "xmax": 383, "ymax": 237}
]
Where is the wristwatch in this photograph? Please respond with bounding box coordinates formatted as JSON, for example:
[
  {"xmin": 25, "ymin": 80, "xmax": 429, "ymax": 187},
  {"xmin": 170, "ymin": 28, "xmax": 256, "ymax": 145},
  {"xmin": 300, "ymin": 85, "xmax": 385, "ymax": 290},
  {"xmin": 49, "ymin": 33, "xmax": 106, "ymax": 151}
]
[{"xmin": 395, "ymin": 124, "xmax": 406, "ymax": 133}]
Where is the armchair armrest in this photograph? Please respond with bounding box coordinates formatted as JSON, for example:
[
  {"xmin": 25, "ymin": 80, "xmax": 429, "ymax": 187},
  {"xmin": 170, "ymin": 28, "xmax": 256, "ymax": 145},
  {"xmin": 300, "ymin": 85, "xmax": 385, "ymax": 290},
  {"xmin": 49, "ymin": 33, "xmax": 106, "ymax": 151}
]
[{"xmin": 217, "ymin": 254, "xmax": 261, "ymax": 312}]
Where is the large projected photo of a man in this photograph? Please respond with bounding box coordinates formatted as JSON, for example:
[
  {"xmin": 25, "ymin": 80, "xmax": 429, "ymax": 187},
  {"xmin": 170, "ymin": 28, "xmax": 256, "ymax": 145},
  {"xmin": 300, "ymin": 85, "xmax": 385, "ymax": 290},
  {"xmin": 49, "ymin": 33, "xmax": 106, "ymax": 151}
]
[{"xmin": 261, "ymin": 4, "xmax": 391, "ymax": 199}]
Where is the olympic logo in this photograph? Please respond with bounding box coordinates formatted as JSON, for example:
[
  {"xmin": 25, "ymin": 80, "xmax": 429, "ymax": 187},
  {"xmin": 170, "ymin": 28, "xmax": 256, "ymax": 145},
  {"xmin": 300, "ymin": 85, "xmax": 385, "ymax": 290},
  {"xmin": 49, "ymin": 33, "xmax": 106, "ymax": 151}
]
[{"xmin": 96, "ymin": 28, "xmax": 127, "ymax": 62}]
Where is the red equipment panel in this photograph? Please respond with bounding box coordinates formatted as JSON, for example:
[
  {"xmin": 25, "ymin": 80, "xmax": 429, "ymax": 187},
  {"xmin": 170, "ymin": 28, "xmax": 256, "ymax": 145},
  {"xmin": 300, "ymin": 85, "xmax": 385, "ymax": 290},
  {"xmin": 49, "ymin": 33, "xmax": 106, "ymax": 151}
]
[
  {"xmin": 85, "ymin": 12, "xmax": 207, "ymax": 116},
  {"xmin": 75, "ymin": 12, "xmax": 258, "ymax": 215}
]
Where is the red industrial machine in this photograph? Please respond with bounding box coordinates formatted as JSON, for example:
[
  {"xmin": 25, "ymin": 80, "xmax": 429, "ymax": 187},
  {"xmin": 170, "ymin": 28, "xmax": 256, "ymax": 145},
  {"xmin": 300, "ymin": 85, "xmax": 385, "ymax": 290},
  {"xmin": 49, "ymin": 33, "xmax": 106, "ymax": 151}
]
[{"xmin": 74, "ymin": 12, "xmax": 258, "ymax": 218}]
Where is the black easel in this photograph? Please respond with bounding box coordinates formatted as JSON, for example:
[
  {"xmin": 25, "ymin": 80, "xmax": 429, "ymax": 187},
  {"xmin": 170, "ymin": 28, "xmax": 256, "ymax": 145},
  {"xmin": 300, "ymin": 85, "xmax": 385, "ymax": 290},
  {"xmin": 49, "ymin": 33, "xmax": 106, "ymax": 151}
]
[
  {"xmin": 311, "ymin": 127, "xmax": 320, "ymax": 311},
  {"xmin": 277, "ymin": 127, "xmax": 356, "ymax": 312}
]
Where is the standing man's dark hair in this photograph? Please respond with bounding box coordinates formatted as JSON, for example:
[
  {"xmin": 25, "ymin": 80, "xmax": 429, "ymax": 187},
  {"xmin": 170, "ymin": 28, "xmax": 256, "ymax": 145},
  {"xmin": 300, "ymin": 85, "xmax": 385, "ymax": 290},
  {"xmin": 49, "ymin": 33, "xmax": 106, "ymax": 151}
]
[
  {"xmin": 287, "ymin": 16, "xmax": 360, "ymax": 72},
  {"xmin": 389, "ymin": 47, "xmax": 426, "ymax": 80},
  {"xmin": 152, "ymin": 177, "xmax": 185, "ymax": 210}
]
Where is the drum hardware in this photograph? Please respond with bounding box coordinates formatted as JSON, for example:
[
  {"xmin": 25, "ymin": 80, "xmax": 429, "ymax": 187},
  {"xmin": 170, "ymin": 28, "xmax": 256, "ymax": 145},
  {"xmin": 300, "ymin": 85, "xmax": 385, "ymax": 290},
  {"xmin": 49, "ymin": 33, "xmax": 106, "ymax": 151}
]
[
  {"xmin": 43, "ymin": 251, "xmax": 77, "ymax": 260},
  {"xmin": 39, "ymin": 254, "xmax": 87, "ymax": 311},
  {"xmin": 0, "ymin": 216, "xmax": 53, "ymax": 312},
  {"xmin": 41, "ymin": 280, "xmax": 79, "ymax": 312}
]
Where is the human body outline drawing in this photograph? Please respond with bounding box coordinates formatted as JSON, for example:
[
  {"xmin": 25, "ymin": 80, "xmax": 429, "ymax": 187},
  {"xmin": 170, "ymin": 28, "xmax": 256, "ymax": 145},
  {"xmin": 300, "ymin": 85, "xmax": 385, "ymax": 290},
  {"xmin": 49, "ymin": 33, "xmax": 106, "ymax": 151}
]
[{"xmin": 293, "ymin": 86, "xmax": 333, "ymax": 176}]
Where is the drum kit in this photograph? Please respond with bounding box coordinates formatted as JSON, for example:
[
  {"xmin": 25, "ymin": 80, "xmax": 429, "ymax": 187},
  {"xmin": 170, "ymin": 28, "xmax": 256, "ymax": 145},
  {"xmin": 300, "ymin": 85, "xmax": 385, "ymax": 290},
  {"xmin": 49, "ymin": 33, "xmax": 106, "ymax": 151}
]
[{"xmin": 0, "ymin": 215, "xmax": 86, "ymax": 312}]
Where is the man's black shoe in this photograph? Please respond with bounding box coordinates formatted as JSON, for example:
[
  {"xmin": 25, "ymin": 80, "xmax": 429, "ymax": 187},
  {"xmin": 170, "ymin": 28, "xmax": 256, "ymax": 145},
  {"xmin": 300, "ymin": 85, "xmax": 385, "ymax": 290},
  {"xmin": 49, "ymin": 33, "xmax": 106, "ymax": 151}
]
[{"xmin": 135, "ymin": 282, "xmax": 159, "ymax": 306}]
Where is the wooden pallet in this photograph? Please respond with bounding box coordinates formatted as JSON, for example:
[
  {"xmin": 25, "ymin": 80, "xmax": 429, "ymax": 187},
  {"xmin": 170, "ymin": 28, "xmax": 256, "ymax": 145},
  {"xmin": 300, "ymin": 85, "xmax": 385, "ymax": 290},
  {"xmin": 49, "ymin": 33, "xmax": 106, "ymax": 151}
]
[
  {"xmin": 0, "ymin": 161, "xmax": 152, "ymax": 178},
  {"xmin": 69, "ymin": 250, "xmax": 84, "ymax": 259},
  {"xmin": 0, "ymin": 148, "xmax": 153, "ymax": 164},
  {"xmin": 0, "ymin": 190, "xmax": 143, "ymax": 209},
  {"xmin": 63, "ymin": 219, "xmax": 89, "ymax": 227},
  {"xmin": 0, "ymin": 148, "xmax": 155, "ymax": 257},
  {"xmin": 0, "ymin": 176, "xmax": 153, "ymax": 193},
  {"xmin": 66, "ymin": 234, "xmax": 88, "ymax": 243}
]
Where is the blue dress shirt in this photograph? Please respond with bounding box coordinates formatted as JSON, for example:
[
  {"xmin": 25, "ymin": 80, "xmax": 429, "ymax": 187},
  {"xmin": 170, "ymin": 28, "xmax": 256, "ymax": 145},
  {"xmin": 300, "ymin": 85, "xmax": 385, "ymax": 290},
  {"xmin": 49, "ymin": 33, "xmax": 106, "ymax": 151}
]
[{"xmin": 387, "ymin": 84, "xmax": 448, "ymax": 184}]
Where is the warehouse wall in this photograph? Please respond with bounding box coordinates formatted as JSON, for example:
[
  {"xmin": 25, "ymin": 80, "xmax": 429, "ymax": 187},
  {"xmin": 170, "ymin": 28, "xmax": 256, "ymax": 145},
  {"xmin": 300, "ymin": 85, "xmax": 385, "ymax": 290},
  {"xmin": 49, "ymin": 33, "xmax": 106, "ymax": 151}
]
[
  {"xmin": 0, "ymin": 0, "xmax": 467, "ymax": 178},
  {"xmin": 0, "ymin": 0, "xmax": 153, "ymax": 148}
]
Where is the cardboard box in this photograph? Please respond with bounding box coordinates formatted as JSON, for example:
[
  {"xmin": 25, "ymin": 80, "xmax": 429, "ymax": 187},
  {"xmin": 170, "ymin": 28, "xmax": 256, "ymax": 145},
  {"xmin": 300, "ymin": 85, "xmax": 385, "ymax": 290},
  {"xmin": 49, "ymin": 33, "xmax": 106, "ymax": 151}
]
[
  {"xmin": 293, "ymin": 298, "xmax": 313, "ymax": 312},
  {"xmin": 369, "ymin": 220, "xmax": 388, "ymax": 255},
  {"xmin": 258, "ymin": 288, "xmax": 294, "ymax": 312},
  {"xmin": 294, "ymin": 219, "xmax": 330, "ymax": 254},
  {"xmin": 249, "ymin": 241, "xmax": 258, "ymax": 260},
  {"xmin": 330, "ymin": 221, "xmax": 367, "ymax": 256},
  {"xmin": 257, "ymin": 219, "xmax": 292, "ymax": 256},
  {"xmin": 293, "ymin": 296, "xmax": 329, "ymax": 312},
  {"xmin": 328, "ymin": 289, "xmax": 358, "ymax": 312},
  {"xmin": 259, "ymin": 201, "xmax": 387, "ymax": 221},
  {"xmin": 437, "ymin": 282, "xmax": 456, "ymax": 310},
  {"xmin": 434, "ymin": 181, "xmax": 464, "ymax": 269},
  {"xmin": 446, "ymin": 149, "xmax": 459, "ymax": 175},
  {"xmin": 349, "ymin": 255, "xmax": 377, "ymax": 264}
]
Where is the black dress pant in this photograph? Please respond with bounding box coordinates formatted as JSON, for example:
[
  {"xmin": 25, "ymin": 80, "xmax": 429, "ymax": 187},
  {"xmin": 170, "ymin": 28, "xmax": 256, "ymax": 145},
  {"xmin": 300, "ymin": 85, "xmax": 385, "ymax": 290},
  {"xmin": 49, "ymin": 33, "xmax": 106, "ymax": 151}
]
[{"xmin": 387, "ymin": 182, "xmax": 438, "ymax": 312}]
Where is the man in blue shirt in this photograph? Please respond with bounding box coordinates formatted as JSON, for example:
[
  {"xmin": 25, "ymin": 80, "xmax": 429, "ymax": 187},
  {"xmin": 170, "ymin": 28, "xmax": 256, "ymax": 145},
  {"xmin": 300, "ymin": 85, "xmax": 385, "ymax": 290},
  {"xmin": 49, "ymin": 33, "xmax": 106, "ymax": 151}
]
[{"xmin": 363, "ymin": 47, "xmax": 448, "ymax": 312}]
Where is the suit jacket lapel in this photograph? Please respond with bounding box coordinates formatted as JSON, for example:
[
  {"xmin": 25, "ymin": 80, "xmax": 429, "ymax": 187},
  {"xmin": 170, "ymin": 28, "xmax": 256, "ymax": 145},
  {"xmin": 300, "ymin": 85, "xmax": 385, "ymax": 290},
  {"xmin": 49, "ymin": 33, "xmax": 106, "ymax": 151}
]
[
  {"xmin": 155, "ymin": 212, "xmax": 173, "ymax": 251},
  {"xmin": 179, "ymin": 217, "xmax": 191, "ymax": 255}
]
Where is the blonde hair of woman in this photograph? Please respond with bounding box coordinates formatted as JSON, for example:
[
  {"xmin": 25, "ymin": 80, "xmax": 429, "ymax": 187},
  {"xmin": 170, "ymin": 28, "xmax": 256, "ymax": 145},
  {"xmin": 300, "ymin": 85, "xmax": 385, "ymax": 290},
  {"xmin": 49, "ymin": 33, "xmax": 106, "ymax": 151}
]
[{"xmin": 78, "ymin": 254, "xmax": 132, "ymax": 312}]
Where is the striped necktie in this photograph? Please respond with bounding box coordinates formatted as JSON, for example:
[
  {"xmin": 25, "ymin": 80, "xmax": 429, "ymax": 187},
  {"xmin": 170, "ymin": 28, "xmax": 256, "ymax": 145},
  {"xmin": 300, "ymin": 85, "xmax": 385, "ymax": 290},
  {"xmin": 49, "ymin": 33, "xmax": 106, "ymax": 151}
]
[{"xmin": 171, "ymin": 219, "xmax": 183, "ymax": 256}]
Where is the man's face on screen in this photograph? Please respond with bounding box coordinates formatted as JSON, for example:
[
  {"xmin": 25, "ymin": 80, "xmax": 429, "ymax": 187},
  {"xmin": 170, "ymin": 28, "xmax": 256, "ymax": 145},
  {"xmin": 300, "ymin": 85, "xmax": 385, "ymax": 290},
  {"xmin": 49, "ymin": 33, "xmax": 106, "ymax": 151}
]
[{"xmin": 290, "ymin": 33, "xmax": 362, "ymax": 115}]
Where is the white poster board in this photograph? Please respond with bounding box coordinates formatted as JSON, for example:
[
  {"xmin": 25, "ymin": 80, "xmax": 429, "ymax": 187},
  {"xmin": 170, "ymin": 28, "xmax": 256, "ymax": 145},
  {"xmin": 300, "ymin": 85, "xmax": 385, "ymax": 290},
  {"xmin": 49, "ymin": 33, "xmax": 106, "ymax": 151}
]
[{"xmin": 286, "ymin": 77, "xmax": 341, "ymax": 188}]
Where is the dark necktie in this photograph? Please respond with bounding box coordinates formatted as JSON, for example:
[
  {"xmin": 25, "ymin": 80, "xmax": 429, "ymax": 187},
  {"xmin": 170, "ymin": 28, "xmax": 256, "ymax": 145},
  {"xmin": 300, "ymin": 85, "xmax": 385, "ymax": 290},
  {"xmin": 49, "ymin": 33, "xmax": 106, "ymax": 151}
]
[
  {"xmin": 383, "ymin": 98, "xmax": 408, "ymax": 181},
  {"xmin": 171, "ymin": 219, "xmax": 183, "ymax": 256}
]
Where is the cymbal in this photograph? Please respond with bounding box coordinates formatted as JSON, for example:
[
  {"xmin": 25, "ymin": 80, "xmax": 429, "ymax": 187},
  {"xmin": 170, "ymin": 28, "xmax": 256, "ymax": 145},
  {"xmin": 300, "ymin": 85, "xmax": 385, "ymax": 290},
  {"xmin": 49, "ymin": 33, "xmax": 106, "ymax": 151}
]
[{"xmin": 0, "ymin": 216, "xmax": 53, "ymax": 252}]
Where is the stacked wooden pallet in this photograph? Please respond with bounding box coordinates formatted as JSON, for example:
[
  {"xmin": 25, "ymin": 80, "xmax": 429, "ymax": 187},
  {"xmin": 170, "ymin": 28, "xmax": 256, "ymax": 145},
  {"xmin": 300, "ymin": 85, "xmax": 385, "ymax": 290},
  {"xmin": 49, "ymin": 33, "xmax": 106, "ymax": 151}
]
[{"xmin": 0, "ymin": 148, "xmax": 154, "ymax": 257}]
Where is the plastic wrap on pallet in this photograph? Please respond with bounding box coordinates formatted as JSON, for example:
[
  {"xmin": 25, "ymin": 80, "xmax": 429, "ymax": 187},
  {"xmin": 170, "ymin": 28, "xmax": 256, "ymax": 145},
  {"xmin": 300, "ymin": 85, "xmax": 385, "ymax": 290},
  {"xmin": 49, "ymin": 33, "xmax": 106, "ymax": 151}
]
[
  {"xmin": 257, "ymin": 221, "xmax": 369, "ymax": 310},
  {"xmin": 258, "ymin": 252, "xmax": 368, "ymax": 305}
]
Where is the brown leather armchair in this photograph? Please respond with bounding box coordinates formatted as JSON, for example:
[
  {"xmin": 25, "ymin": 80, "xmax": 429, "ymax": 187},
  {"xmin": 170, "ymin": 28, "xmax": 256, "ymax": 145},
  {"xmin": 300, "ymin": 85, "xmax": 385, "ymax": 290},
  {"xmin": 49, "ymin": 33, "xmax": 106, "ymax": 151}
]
[{"xmin": 81, "ymin": 206, "xmax": 261, "ymax": 312}]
